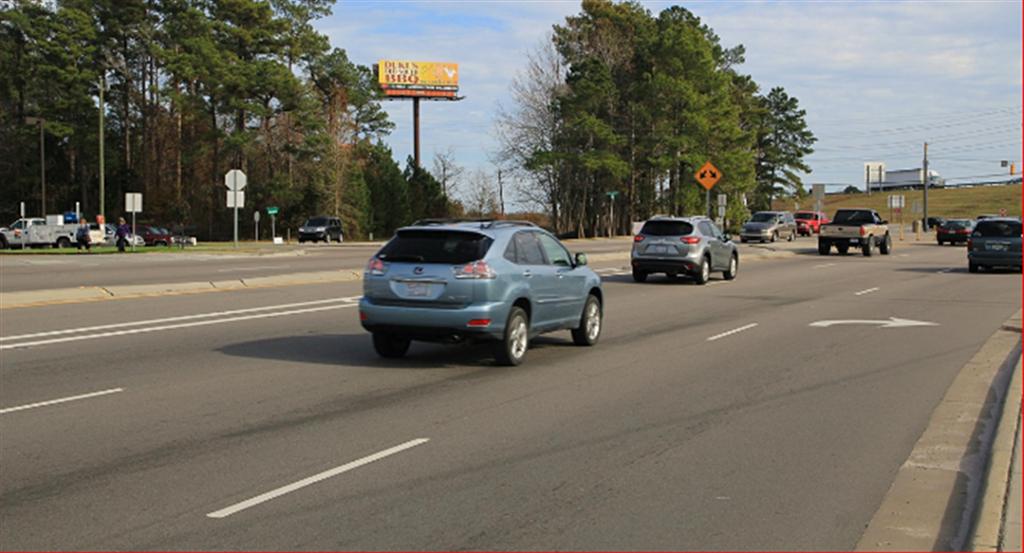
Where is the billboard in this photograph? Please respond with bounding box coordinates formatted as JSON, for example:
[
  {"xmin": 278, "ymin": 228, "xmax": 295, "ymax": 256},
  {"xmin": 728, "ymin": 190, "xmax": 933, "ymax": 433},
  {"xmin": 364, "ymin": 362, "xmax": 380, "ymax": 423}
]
[{"xmin": 377, "ymin": 60, "xmax": 459, "ymax": 98}]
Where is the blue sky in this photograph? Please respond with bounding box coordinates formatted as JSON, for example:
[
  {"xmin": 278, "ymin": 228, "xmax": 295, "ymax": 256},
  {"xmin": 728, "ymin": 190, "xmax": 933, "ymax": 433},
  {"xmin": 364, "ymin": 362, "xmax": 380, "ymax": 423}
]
[{"xmin": 315, "ymin": 1, "xmax": 1022, "ymax": 204}]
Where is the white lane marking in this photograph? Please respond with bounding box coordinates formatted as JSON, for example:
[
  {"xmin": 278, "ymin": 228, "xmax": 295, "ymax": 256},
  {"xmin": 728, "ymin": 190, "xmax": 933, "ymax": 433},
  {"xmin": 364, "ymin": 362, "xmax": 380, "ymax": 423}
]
[
  {"xmin": 1, "ymin": 304, "xmax": 355, "ymax": 351},
  {"xmin": 206, "ymin": 438, "xmax": 430, "ymax": 519},
  {"xmin": 813, "ymin": 263, "xmax": 837, "ymax": 269},
  {"xmin": 1, "ymin": 298, "xmax": 361, "ymax": 342},
  {"xmin": 706, "ymin": 281, "xmax": 725, "ymax": 286},
  {"xmin": 706, "ymin": 323, "xmax": 758, "ymax": 342},
  {"xmin": 937, "ymin": 268, "xmax": 953, "ymax": 274},
  {"xmin": 0, "ymin": 388, "xmax": 124, "ymax": 415},
  {"xmin": 854, "ymin": 287, "xmax": 880, "ymax": 296},
  {"xmin": 215, "ymin": 265, "xmax": 283, "ymax": 272}
]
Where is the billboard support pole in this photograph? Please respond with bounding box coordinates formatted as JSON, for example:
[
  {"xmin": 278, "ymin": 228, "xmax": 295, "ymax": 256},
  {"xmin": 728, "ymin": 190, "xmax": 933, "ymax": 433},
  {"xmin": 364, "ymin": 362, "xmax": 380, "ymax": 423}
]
[{"xmin": 413, "ymin": 97, "xmax": 421, "ymax": 168}]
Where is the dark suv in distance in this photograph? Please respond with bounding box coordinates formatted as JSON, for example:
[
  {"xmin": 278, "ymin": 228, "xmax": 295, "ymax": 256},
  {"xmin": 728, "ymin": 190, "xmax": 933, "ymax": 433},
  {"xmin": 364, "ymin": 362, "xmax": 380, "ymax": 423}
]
[
  {"xmin": 936, "ymin": 219, "xmax": 973, "ymax": 246},
  {"xmin": 359, "ymin": 220, "xmax": 603, "ymax": 366},
  {"xmin": 968, "ymin": 218, "xmax": 1022, "ymax": 273},
  {"xmin": 298, "ymin": 216, "xmax": 343, "ymax": 243},
  {"xmin": 631, "ymin": 216, "xmax": 738, "ymax": 284}
]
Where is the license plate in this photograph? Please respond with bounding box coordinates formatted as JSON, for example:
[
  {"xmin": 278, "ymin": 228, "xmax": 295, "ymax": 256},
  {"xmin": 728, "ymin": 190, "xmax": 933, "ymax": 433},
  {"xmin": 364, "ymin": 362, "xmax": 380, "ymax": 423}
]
[
  {"xmin": 987, "ymin": 243, "xmax": 1008, "ymax": 252},
  {"xmin": 850, "ymin": 238, "xmax": 860, "ymax": 243},
  {"xmin": 406, "ymin": 282, "xmax": 431, "ymax": 297},
  {"xmin": 651, "ymin": 245, "xmax": 668, "ymax": 254}
]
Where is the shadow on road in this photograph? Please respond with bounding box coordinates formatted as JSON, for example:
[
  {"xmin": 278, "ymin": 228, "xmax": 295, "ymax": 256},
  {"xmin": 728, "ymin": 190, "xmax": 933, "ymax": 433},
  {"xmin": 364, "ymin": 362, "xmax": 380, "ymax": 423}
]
[{"xmin": 218, "ymin": 332, "xmax": 579, "ymax": 369}]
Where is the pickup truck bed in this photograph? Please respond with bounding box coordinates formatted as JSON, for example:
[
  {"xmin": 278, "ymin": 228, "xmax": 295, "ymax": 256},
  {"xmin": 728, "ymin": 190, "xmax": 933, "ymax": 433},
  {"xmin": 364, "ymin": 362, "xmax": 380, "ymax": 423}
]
[{"xmin": 818, "ymin": 209, "xmax": 892, "ymax": 257}]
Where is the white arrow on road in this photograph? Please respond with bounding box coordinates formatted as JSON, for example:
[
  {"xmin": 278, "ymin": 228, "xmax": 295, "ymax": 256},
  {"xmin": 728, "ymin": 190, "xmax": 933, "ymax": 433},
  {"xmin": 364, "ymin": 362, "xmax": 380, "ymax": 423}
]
[{"xmin": 809, "ymin": 317, "xmax": 939, "ymax": 329}]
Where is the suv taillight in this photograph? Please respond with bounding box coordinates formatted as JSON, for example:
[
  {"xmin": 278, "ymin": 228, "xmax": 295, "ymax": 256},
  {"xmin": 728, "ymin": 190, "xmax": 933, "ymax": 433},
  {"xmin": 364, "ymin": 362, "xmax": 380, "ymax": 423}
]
[
  {"xmin": 366, "ymin": 257, "xmax": 387, "ymax": 276},
  {"xmin": 680, "ymin": 236, "xmax": 700, "ymax": 244},
  {"xmin": 633, "ymin": 235, "xmax": 645, "ymax": 242},
  {"xmin": 859, "ymin": 226, "xmax": 867, "ymax": 237},
  {"xmin": 453, "ymin": 260, "xmax": 496, "ymax": 279}
]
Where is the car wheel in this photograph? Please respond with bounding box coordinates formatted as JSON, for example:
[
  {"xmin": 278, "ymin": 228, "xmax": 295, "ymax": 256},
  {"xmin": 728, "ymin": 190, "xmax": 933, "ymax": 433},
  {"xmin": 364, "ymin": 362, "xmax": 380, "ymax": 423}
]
[
  {"xmin": 937, "ymin": 240, "xmax": 943, "ymax": 246},
  {"xmin": 694, "ymin": 255, "xmax": 710, "ymax": 285},
  {"xmin": 494, "ymin": 307, "xmax": 529, "ymax": 366},
  {"xmin": 879, "ymin": 234, "xmax": 892, "ymax": 255},
  {"xmin": 787, "ymin": 231, "xmax": 795, "ymax": 242},
  {"xmin": 862, "ymin": 237, "xmax": 874, "ymax": 256},
  {"xmin": 571, "ymin": 295, "xmax": 602, "ymax": 346},
  {"xmin": 372, "ymin": 333, "xmax": 411, "ymax": 358},
  {"xmin": 837, "ymin": 244, "xmax": 850, "ymax": 255},
  {"xmin": 723, "ymin": 253, "xmax": 738, "ymax": 280},
  {"xmin": 631, "ymin": 269, "xmax": 648, "ymax": 283},
  {"xmin": 0, "ymin": 236, "xmax": 7, "ymax": 250},
  {"xmin": 55, "ymin": 236, "xmax": 71, "ymax": 249},
  {"xmin": 771, "ymin": 231, "xmax": 778, "ymax": 243},
  {"xmin": 968, "ymin": 262, "xmax": 979, "ymax": 273},
  {"xmin": 818, "ymin": 241, "xmax": 830, "ymax": 255}
]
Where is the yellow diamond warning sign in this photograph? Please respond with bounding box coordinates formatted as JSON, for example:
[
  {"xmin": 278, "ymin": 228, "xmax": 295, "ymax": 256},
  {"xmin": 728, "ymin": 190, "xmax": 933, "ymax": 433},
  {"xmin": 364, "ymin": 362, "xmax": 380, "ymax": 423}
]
[{"xmin": 695, "ymin": 161, "xmax": 722, "ymax": 191}]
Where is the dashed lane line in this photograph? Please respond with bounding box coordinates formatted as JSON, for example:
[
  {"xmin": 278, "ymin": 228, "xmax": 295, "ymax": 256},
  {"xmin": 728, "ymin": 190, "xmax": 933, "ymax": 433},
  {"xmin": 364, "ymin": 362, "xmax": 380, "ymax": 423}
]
[
  {"xmin": 854, "ymin": 287, "xmax": 880, "ymax": 296},
  {"xmin": 0, "ymin": 388, "xmax": 124, "ymax": 415},
  {"xmin": 706, "ymin": 323, "xmax": 758, "ymax": 342}
]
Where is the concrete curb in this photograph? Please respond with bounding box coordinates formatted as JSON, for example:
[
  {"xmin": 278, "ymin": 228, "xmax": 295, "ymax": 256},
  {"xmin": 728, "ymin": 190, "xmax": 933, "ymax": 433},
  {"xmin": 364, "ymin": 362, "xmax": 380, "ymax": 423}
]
[
  {"xmin": 969, "ymin": 357, "xmax": 1022, "ymax": 552},
  {"xmin": 856, "ymin": 310, "xmax": 1023, "ymax": 552}
]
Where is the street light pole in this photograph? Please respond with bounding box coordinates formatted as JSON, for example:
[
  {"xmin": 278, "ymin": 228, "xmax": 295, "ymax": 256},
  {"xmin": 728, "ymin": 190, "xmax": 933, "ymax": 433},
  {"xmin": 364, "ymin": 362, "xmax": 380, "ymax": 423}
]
[{"xmin": 25, "ymin": 117, "xmax": 45, "ymax": 216}]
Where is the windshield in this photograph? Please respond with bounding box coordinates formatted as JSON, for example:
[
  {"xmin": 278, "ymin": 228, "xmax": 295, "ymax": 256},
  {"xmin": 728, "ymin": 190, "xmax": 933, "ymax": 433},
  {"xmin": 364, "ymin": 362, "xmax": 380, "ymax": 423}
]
[
  {"xmin": 640, "ymin": 220, "xmax": 693, "ymax": 236},
  {"xmin": 943, "ymin": 220, "xmax": 972, "ymax": 229},
  {"xmin": 833, "ymin": 210, "xmax": 875, "ymax": 224},
  {"xmin": 973, "ymin": 220, "xmax": 1021, "ymax": 238},
  {"xmin": 750, "ymin": 213, "xmax": 777, "ymax": 223},
  {"xmin": 378, "ymin": 230, "xmax": 494, "ymax": 264},
  {"xmin": 794, "ymin": 213, "xmax": 815, "ymax": 220},
  {"xmin": 305, "ymin": 217, "xmax": 329, "ymax": 227}
]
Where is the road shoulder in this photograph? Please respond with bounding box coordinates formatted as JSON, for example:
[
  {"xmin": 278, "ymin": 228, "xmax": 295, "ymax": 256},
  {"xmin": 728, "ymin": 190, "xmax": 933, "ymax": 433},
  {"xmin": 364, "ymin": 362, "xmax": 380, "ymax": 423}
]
[{"xmin": 856, "ymin": 310, "xmax": 1022, "ymax": 551}]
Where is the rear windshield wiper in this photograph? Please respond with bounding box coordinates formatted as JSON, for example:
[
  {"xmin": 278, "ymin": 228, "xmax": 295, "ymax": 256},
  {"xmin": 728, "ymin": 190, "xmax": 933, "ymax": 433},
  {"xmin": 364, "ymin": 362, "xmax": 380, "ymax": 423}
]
[{"xmin": 379, "ymin": 254, "xmax": 424, "ymax": 262}]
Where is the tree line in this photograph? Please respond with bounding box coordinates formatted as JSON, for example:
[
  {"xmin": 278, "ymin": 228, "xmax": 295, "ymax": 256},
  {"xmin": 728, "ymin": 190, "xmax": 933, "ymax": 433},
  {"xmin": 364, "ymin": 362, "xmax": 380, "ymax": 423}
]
[
  {"xmin": 1, "ymin": 0, "xmax": 816, "ymax": 240},
  {"xmin": 0, "ymin": 0, "xmax": 458, "ymax": 239},
  {"xmin": 496, "ymin": 0, "xmax": 816, "ymax": 236}
]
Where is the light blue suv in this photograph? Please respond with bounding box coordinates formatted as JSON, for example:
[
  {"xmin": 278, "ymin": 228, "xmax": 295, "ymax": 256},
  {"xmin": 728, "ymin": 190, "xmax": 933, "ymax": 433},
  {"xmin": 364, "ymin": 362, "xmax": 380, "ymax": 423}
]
[{"xmin": 359, "ymin": 220, "xmax": 604, "ymax": 365}]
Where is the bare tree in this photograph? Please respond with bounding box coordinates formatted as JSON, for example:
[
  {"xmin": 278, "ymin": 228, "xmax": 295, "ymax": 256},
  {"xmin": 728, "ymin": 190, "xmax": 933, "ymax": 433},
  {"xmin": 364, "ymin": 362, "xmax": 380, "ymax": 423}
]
[
  {"xmin": 463, "ymin": 169, "xmax": 500, "ymax": 217},
  {"xmin": 431, "ymin": 147, "xmax": 464, "ymax": 200},
  {"xmin": 493, "ymin": 34, "xmax": 567, "ymax": 230}
]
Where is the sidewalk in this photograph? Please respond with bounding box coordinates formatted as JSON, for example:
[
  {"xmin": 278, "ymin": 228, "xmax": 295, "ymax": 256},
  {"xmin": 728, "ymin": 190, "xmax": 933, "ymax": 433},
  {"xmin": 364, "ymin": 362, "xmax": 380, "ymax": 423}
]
[{"xmin": 1002, "ymin": 421, "xmax": 1021, "ymax": 552}]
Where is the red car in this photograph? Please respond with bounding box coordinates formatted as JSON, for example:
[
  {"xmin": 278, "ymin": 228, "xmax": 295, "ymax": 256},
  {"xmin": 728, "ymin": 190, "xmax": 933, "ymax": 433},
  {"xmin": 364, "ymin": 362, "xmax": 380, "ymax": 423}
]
[
  {"xmin": 794, "ymin": 211, "xmax": 830, "ymax": 236},
  {"xmin": 140, "ymin": 226, "xmax": 173, "ymax": 246}
]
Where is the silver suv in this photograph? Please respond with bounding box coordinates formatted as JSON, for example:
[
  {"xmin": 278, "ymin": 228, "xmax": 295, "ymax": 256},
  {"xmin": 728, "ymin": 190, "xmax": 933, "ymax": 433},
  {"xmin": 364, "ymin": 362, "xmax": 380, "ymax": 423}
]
[
  {"xmin": 630, "ymin": 216, "xmax": 739, "ymax": 284},
  {"xmin": 359, "ymin": 220, "xmax": 604, "ymax": 366},
  {"xmin": 740, "ymin": 211, "xmax": 797, "ymax": 243}
]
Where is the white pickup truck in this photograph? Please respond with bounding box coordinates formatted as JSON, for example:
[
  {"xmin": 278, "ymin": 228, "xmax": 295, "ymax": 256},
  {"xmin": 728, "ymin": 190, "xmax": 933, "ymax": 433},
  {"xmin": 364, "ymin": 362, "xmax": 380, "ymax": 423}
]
[
  {"xmin": 0, "ymin": 218, "xmax": 78, "ymax": 249},
  {"xmin": 818, "ymin": 209, "xmax": 892, "ymax": 257}
]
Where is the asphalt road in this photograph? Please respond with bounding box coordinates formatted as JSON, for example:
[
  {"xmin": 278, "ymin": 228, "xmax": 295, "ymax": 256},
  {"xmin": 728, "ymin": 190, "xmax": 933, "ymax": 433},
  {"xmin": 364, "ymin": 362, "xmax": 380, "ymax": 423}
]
[
  {"xmin": 0, "ymin": 243, "xmax": 1018, "ymax": 550},
  {"xmin": 0, "ymin": 238, "xmax": 641, "ymax": 293}
]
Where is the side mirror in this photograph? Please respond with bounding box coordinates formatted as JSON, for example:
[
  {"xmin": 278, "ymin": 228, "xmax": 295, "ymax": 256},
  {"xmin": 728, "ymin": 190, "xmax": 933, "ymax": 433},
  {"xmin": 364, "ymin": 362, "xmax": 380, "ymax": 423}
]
[
  {"xmin": 723, "ymin": 233, "xmax": 732, "ymax": 242},
  {"xmin": 574, "ymin": 252, "xmax": 588, "ymax": 267}
]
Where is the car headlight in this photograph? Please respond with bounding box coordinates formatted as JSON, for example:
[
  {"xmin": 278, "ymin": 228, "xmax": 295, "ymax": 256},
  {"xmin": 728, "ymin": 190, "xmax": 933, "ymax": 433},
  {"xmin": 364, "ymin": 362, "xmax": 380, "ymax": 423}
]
[{"xmin": 317, "ymin": 226, "xmax": 326, "ymax": 232}]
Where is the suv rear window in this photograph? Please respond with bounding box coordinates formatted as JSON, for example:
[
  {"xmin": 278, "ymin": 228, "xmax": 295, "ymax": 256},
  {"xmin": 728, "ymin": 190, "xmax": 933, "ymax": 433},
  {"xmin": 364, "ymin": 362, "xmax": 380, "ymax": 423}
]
[
  {"xmin": 795, "ymin": 213, "xmax": 816, "ymax": 220},
  {"xmin": 640, "ymin": 220, "xmax": 693, "ymax": 236},
  {"xmin": 973, "ymin": 220, "xmax": 1022, "ymax": 238},
  {"xmin": 833, "ymin": 210, "xmax": 875, "ymax": 224},
  {"xmin": 305, "ymin": 217, "xmax": 329, "ymax": 226},
  {"xmin": 379, "ymin": 230, "xmax": 494, "ymax": 264}
]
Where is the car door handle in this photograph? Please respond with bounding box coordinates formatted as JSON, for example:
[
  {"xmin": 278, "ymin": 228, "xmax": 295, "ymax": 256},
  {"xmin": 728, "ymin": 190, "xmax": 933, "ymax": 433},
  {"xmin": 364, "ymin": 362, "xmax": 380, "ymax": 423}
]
[{"xmin": 522, "ymin": 270, "xmax": 532, "ymax": 278}]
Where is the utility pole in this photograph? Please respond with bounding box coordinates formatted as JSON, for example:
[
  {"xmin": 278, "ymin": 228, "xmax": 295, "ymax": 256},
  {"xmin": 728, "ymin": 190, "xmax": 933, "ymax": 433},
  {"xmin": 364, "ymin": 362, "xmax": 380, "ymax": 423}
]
[
  {"xmin": 922, "ymin": 142, "xmax": 929, "ymax": 230},
  {"xmin": 865, "ymin": 165, "xmax": 870, "ymax": 196},
  {"xmin": 39, "ymin": 119, "xmax": 45, "ymax": 216},
  {"xmin": 99, "ymin": 74, "xmax": 106, "ymax": 221},
  {"xmin": 497, "ymin": 169, "xmax": 504, "ymax": 216}
]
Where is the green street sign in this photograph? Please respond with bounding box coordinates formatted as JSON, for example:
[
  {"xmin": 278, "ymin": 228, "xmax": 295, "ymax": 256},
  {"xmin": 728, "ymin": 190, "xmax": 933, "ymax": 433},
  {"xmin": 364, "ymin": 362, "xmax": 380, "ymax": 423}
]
[{"xmin": 266, "ymin": 206, "xmax": 279, "ymax": 215}]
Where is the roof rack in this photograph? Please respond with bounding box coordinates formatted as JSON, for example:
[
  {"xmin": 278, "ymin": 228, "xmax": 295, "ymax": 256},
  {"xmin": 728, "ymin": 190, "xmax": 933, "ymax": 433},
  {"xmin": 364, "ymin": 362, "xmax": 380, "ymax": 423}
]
[{"xmin": 409, "ymin": 218, "xmax": 538, "ymax": 229}]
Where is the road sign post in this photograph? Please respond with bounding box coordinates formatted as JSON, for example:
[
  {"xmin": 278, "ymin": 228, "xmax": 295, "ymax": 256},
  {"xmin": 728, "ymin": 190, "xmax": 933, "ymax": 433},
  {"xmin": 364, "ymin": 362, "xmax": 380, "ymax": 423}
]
[
  {"xmin": 224, "ymin": 169, "xmax": 247, "ymax": 248},
  {"xmin": 267, "ymin": 207, "xmax": 279, "ymax": 241},
  {"xmin": 125, "ymin": 192, "xmax": 142, "ymax": 252},
  {"xmin": 695, "ymin": 161, "xmax": 722, "ymax": 218},
  {"xmin": 254, "ymin": 210, "xmax": 260, "ymax": 242},
  {"xmin": 605, "ymin": 191, "xmax": 619, "ymax": 237}
]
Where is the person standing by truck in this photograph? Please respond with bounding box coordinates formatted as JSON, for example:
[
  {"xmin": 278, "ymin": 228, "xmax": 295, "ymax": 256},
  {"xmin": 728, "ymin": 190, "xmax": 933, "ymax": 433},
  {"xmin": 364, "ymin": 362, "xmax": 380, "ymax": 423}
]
[
  {"xmin": 75, "ymin": 218, "xmax": 92, "ymax": 252},
  {"xmin": 115, "ymin": 217, "xmax": 130, "ymax": 252}
]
